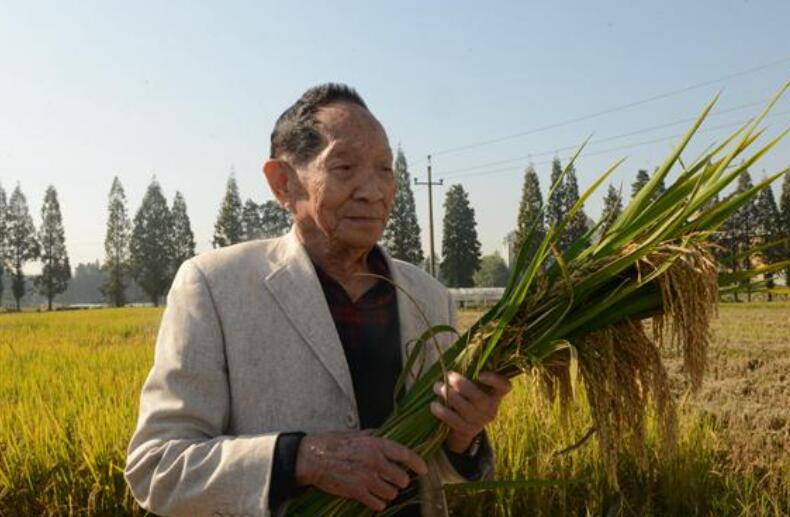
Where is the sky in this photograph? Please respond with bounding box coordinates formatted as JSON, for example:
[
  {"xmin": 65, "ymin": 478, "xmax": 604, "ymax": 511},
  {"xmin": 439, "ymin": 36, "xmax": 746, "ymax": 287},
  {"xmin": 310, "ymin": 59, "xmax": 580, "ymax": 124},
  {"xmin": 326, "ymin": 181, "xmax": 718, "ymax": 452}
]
[{"xmin": 1, "ymin": 1, "xmax": 789, "ymax": 271}]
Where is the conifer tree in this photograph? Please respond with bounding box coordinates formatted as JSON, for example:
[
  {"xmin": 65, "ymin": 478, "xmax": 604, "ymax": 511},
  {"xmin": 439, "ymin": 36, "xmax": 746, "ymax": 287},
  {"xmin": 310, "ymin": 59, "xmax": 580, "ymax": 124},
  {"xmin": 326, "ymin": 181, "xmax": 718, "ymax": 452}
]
[
  {"xmin": 382, "ymin": 148, "xmax": 424, "ymax": 264},
  {"xmin": 653, "ymin": 166, "xmax": 667, "ymax": 199},
  {"xmin": 514, "ymin": 164, "xmax": 544, "ymax": 264},
  {"xmin": 130, "ymin": 179, "xmax": 173, "ymax": 306},
  {"xmin": 631, "ymin": 169, "xmax": 651, "ymax": 198},
  {"xmin": 6, "ymin": 185, "xmax": 40, "ymax": 310},
  {"xmin": 728, "ymin": 170, "xmax": 759, "ymax": 301},
  {"xmin": 213, "ymin": 174, "xmax": 244, "ymax": 248},
  {"xmin": 241, "ymin": 199, "xmax": 264, "ymax": 241},
  {"xmin": 102, "ymin": 177, "xmax": 131, "ymax": 307},
  {"xmin": 562, "ymin": 163, "xmax": 589, "ymax": 249},
  {"xmin": 170, "ymin": 191, "xmax": 196, "ymax": 275},
  {"xmin": 35, "ymin": 186, "xmax": 71, "ymax": 310},
  {"xmin": 754, "ymin": 182, "xmax": 781, "ymax": 300},
  {"xmin": 545, "ymin": 157, "xmax": 565, "ymax": 234},
  {"xmin": 0, "ymin": 184, "xmax": 7, "ymax": 303},
  {"xmin": 780, "ymin": 172, "xmax": 790, "ymax": 286},
  {"xmin": 600, "ymin": 184, "xmax": 623, "ymax": 233},
  {"xmin": 440, "ymin": 184, "xmax": 481, "ymax": 287},
  {"xmin": 259, "ymin": 200, "xmax": 292, "ymax": 238}
]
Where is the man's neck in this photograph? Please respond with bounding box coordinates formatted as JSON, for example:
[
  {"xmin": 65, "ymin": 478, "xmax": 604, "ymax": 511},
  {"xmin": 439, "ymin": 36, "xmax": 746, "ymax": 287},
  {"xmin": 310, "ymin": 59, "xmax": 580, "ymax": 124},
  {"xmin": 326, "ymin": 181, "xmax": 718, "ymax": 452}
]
[{"xmin": 294, "ymin": 225, "xmax": 377, "ymax": 300}]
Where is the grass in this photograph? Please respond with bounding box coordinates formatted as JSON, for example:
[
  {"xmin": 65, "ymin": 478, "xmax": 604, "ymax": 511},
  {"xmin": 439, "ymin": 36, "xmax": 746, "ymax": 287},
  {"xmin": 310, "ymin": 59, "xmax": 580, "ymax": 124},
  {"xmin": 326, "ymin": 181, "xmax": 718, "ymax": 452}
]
[
  {"xmin": 0, "ymin": 303, "xmax": 788, "ymax": 515},
  {"xmin": 0, "ymin": 308, "xmax": 158, "ymax": 516}
]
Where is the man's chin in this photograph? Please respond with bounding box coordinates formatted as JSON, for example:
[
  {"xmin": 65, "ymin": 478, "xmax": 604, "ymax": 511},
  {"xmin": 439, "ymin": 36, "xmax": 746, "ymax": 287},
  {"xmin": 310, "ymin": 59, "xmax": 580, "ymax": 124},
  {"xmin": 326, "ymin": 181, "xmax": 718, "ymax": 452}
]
[{"xmin": 334, "ymin": 229, "xmax": 383, "ymax": 250}]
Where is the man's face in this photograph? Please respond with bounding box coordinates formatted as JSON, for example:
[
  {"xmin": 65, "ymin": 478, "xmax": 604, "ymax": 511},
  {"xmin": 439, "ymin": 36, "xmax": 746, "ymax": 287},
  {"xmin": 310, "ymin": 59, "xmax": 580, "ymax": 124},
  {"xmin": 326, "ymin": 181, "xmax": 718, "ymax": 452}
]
[{"xmin": 287, "ymin": 102, "xmax": 396, "ymax": 250}]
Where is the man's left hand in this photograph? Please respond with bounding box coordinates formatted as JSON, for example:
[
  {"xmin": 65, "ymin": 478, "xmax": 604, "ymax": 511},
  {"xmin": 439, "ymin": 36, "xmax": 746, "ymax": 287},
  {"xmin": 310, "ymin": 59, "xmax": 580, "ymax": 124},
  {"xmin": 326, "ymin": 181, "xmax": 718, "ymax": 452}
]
[{"xmin": 430, "ymin": 371, "xmax": 512, "ymax": 453}]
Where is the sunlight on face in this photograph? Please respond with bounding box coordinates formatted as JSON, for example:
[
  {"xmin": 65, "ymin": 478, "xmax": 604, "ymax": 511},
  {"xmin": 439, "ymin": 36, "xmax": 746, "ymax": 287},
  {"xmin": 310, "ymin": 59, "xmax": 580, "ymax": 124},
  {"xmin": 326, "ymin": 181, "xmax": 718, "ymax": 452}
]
[{"xmin": 290, "ymin": 102, "xmax": 396, "ymax": 250}]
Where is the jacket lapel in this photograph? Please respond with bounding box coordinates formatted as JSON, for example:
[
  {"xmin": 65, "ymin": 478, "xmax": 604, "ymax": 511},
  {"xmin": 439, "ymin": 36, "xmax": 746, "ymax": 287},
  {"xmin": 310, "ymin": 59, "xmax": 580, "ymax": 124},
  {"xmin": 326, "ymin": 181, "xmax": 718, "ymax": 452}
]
[
  {"xmin": 262, "ymin": 231, "xmax": 357, "ymax": 406},
  {"xmin": 386, "ymin": 253, "xmax": 432, "ymax": 392}
]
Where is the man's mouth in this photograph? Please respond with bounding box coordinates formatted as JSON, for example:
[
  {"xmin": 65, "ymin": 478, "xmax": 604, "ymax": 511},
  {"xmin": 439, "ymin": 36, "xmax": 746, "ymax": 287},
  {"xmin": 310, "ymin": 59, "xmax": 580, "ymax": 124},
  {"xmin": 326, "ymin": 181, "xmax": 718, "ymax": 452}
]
[{"xmin": 346, "ymin": 216, "xmax": 382, "ymax": 221}]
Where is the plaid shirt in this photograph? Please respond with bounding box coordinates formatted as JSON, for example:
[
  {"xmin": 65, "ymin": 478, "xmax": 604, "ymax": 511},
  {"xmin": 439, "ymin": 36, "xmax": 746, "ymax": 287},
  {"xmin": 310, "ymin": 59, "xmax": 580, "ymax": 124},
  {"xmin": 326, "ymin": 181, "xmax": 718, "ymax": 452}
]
[{"xmin": 314, "ymin": 246, "xmax": 403, "ymax": 430}]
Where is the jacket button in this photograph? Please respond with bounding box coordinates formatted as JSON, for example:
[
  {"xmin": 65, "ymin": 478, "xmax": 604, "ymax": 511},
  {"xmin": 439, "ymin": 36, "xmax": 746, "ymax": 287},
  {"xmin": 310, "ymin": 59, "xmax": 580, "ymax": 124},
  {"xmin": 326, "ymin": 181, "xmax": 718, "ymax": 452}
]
[{"xmin": 345, "ymin": 412, "xmax": 357, "ymax": 428}]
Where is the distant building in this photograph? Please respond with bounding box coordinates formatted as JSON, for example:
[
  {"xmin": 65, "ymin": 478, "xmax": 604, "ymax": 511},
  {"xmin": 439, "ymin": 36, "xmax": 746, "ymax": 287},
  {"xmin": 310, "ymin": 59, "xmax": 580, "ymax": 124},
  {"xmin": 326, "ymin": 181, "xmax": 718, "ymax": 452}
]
[{"xmin": 502, "ymin": 230, "xmax": 517, "ymax": 269}]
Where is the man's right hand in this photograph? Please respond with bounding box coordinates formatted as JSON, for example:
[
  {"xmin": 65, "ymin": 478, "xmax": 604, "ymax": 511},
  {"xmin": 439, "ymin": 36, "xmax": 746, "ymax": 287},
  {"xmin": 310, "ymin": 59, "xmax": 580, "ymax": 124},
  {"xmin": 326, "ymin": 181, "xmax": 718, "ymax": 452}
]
[{"xmin": 294, "ymin": 431, "xmax": 428, "ymax": 512}]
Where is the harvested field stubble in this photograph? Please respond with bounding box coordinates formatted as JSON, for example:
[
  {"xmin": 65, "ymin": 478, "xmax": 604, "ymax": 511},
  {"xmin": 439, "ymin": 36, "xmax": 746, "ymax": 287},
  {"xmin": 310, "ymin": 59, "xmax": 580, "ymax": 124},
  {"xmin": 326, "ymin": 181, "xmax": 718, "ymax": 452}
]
[{"xmin": 452, "ymin": 302, "xmax": 790, "ymax": 516}]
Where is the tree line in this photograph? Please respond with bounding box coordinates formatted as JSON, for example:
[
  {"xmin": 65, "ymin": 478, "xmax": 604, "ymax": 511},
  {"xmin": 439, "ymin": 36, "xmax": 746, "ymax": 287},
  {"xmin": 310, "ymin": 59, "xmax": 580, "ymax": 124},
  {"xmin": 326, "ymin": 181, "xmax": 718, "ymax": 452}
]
[
  {"xmin": 2, "ymin": 156, "xmax": 787, "ymax": 307},
  {"xmin": 0, "ymin": 174, "xmax": 291, "ymax": 309},
  {"xmin": 0, "ymin": 185, "xmax": 69, "ymax": 310},
  {"xmin": 381, "ymin": 151, "xmax": 790, "ymax": 296},
  {"xmin": 101, "ymin": 174, "xmax": 291, "ymax": 307}
]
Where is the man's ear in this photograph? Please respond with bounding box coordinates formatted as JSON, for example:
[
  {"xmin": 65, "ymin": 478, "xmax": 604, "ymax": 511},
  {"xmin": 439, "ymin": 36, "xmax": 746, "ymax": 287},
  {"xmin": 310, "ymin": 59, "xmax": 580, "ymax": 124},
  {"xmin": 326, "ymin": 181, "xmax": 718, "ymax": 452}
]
[{"xmin": 263, "ymin": 159, "xmax": 296, "ymax": 210}]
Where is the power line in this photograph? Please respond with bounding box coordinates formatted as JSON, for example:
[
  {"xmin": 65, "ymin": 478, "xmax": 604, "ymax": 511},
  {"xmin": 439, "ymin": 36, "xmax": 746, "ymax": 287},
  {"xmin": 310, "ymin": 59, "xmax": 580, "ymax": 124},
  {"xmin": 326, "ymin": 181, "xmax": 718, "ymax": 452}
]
[
  {"xmin": 436, "ymin": 109, "xmax": 790, "ymax": 181},
  {"xmin": 415, "ymin": 55, "xmax": 790, "ymax": 162},
  {"xmin": 433, "ymin": 98, "xmax": 770, "ymax": 177}
]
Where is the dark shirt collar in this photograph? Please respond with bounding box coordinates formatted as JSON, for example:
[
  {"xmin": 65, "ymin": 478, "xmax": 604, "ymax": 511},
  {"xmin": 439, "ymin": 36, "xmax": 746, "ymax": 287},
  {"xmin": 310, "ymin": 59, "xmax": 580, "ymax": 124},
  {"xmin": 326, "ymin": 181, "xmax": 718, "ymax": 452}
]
[{"xmin": 312, "ymin": 246, "xmax": 391, "ymax": 301}]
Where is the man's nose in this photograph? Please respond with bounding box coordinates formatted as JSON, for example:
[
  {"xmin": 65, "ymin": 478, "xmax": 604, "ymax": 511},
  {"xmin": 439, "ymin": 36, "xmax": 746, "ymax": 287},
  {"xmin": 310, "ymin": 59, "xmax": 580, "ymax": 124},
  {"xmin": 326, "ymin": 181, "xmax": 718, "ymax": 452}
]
[{"xmin": 353, "ymin": 171, "xmax": 388, "ymax": 203}]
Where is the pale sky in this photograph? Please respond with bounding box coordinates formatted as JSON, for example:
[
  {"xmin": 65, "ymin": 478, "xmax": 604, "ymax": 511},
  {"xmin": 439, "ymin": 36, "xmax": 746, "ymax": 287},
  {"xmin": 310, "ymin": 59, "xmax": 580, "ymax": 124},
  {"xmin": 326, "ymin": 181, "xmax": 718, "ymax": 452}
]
[{"xmin": 1, "ymin": 1, "xmax": 789, "ymax": 270}]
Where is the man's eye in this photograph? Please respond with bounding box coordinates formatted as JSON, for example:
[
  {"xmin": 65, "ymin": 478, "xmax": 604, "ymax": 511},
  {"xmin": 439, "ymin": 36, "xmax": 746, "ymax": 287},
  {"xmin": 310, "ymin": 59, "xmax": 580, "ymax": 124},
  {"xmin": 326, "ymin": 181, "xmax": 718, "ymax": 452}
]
[{"xmin": 332, "ymin": 164, "xmax": 353, "ymax": 171}]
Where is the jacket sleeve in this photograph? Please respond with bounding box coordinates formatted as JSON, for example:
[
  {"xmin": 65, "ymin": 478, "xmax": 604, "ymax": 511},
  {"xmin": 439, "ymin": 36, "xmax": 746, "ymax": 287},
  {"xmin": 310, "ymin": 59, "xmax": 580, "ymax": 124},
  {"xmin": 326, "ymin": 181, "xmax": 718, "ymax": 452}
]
[
  {"xmin": 432, "ymin": 289, "xmax": 496, "ymax": 484},
  {"xmin": 124, "ymin": 259, "xmax": 279, "ymax": 517}
]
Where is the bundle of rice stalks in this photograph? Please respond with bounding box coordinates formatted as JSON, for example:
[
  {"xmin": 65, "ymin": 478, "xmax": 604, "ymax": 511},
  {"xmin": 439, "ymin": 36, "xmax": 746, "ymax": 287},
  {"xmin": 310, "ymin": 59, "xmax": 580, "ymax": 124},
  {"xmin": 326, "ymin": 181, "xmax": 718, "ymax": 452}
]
[{"xmin": 286, "ymin": 82, "xmax": 790, "ymax": 516}]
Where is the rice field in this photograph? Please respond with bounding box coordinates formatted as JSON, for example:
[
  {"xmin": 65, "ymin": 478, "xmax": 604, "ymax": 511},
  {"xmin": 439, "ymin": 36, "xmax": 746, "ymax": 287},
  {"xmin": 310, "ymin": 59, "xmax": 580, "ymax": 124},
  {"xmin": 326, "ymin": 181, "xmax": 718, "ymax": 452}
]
[{"xmin": 1, "ymin": 303, "xmax": 788, "ymax": 516}]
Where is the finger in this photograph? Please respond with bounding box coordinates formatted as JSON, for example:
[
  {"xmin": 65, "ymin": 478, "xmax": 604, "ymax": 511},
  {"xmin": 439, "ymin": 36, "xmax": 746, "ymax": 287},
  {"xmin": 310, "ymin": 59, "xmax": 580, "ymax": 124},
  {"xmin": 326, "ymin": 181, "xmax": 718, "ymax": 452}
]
[
  {"xmin": 434, "ymin": 382, "xmax": 489, "ymax": 426},
  {"xmin": 478, "ymin": 371, "xmax": 513, "ymax": 397},
  {"xmin": 356, "ymin": 489, "xmax": 388, "ymax": 513},
  {"xmin": 367, "ymin": 475, "xmax": 399, "ymax": 502},
  {"xmin": 430, "ymin": 401, "xmax": 477, "ymax": 436},
  {"xmin": 447, "ymin": 371, "xmax": 488, "ymax": 406},
  {"xmin": 444, "ymin": 374, "xmax": 498, "ymax": 420},
  {"xmin": 379, "ymin": 439, "xmax": 428, "ymax": 476},
  {"xmin": 376, "ymin": 458, "xmax": 412, "ymax": 489}
]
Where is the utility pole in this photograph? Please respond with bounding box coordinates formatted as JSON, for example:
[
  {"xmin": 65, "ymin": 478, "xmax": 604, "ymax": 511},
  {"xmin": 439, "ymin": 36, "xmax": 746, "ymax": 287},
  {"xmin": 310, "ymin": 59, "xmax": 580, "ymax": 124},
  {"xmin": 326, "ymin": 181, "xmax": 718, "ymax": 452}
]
[{"xmin": 414, "ymin": 155, "xmax": 443, "ymax": 277}]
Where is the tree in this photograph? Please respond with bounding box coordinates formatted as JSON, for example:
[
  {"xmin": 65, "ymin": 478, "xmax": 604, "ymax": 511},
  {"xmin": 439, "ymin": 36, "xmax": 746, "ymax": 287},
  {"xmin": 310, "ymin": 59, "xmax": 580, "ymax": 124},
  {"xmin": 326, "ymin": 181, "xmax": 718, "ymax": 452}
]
[
  {"xmin": 0, "ymin": 184, "xmax": 7, "ymax": 304},
  {"xmin": 631, "ymin": 169, "xmax": 651, "ymax": 198},
  {"xmin": 653, "ymin": 166, "xmax": 667, "ymax": 199},
  {"xmin": 213, "ymin": 174, "xmax": 243, "ymax": 248},
  {"xmin": 35, "ymin": 186, "xmax": 71, "ymax": 310},
  {"xmin": 514, "ymin": 164, "xmax": 544, "ymax": 265},
  {"xmin": 240, "ymin": 199, "xmax": 292, "ymax": 241},
  {"xmin": 780, "ymin": 172, "xmax": 790, "ymax": 287},
  {"xmin": 130, "ymin": 179, "xmax": 173, "ymax": 306},
  {"xmin": 600, "ymin": 184, "xmax": 624, "ymax": 233},
  {"xmin": 473, "ymin": 252, "xmax": 509, "ymax": 287},
  {"xmin": 545, "ymin": 157, "xmax": 565, "ymax": 234},
  {"xmin": 102, "ymin": 177, "xmax": 131, "ymax": 307},
  {"xmin": 170, "ymin": 191, "xmax": 196, "ymax": 275},
  {"xmin": 724, "ymin": 170, "xmax": 759, "ymax": 301},
  {"xmin": 754, "ymin": 182, "xmax": 782, "ymax": 300},
  {"xmin": 259, "ymin": 200, "xmax": 292, "ymax": 238},
  {"xmin": 562, "ymin": 163, "xmax": 589, "ymax": 249},
  {"xmin": 440, "ymin": 184, "xmax": 481, "ymax": 287},
  {"xmin": 381, "ymin": 148, "xmax": 424, "ymax": 265},
  {"xmin": 241, "ymin": 199, "xmax": 264, "ymax": 241},
  {"xmin": 61, "ymin": 261, "xmax": 106, "ymax": 305},
  {"xmin": 5, "ymin": 185, "xmax": 40, "ymax": 310}
]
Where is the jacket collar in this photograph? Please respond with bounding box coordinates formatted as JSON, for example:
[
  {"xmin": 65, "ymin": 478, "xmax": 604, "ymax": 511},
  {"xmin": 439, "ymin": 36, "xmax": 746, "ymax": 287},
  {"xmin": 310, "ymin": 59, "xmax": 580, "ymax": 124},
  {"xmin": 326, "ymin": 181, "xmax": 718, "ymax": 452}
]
[{"xmin": 262, "ymin": 229, "xmax": 427, "ymax": 406}]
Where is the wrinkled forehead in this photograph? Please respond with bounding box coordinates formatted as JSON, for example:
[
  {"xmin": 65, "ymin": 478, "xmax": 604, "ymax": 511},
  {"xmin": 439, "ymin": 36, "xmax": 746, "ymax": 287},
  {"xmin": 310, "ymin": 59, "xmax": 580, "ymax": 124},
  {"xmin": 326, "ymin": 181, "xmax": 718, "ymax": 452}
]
[{"xmin": 314, "ymin": 102, "xmax": 391, "ymax": 155}]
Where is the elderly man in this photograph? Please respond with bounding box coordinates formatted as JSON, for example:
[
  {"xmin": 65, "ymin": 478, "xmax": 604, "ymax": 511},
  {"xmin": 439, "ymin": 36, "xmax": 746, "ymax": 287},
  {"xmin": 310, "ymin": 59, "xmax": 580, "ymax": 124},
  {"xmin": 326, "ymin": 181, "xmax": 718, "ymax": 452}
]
[{"xmin": 125, "ymin": 83, "xmax": 511, "ymax": 517}]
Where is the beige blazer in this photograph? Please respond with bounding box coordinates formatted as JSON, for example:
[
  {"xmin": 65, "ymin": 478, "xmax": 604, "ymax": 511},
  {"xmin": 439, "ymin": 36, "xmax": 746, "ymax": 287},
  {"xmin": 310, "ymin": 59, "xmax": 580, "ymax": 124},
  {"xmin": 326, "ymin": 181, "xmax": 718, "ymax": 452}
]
[{"xmin": 124, "ymin": 230, "xmax": 492, "ymax": 517}]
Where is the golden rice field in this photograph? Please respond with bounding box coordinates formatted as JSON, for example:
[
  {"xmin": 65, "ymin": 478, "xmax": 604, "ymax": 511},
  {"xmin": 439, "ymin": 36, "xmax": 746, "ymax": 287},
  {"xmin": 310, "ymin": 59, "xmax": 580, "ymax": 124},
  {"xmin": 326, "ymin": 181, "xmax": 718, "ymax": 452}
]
[{"xmin": 1, "ymin": 303, "xmax": 788, "ymax": 516}]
